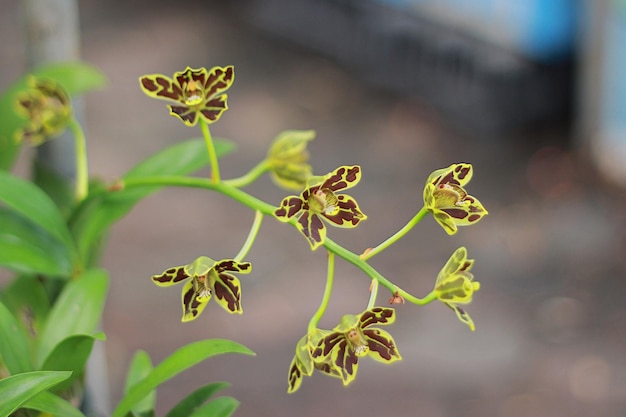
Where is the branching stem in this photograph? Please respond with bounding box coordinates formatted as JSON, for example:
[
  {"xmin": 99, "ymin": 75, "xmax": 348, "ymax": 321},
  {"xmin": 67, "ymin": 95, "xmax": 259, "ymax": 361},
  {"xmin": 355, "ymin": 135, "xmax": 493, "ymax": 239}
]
[{"xmin": 91, "ymin": 175, "xmax": 436, "ymax": 306}]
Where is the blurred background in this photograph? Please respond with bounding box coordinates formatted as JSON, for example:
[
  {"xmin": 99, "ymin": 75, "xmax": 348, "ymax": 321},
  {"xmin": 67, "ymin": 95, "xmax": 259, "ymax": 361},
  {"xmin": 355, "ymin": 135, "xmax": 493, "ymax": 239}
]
[{"xmin": 2, "ymin": 0, "xmax": 626, "ymax": 416}]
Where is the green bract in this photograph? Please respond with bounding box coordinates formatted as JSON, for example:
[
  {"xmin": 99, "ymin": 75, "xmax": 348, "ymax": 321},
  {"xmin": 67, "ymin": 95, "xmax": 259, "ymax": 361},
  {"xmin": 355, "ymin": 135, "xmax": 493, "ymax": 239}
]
[
  {"xmin": 139, "ymin": 66, "xmax": 234, "ymax": 126},
  {"xmin": 266, "ymin": 129, "xmax": 314, "ymax": 191},
  {"xmin": 274, "ymin": 165, "xmax": 367, "ymax": 250},
  {"xmin": 14, "ymin": 77, "xmax": 72, "ymax": 146},
  {"xmin": 434, "ymin": 247, "xmax": 480, "ymax": 331},
  {"xmin": 311, "ymin": 307, "xmax": 401, "ymax": 386},
  {"xmin": 423, "ymin": 163, "xmax": 488, "ymax": 235},
  {"xmin": 151, "ymin": 256, "xmax": 252, "ymax": 322}
]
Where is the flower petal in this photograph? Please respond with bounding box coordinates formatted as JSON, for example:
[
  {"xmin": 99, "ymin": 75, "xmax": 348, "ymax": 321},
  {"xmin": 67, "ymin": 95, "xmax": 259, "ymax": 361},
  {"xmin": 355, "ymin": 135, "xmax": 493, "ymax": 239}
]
[
  {"xmin": 331, "ymin": 338, "xmax": 359, "ymax": 385},
  {"xmin": 181, "ymin": 280, "xmax": 210, "ymax": 322},
  {"xmin": 363, "ymin": 328, "xmax": 402, "ymax": 363},
  {"xmin": 139, "ymin": 74, "xmax": 184, "ymax": 103},
  {"xmin": 447, "ymin": 303, "xmax": 476, "ymax": 331},
  {"xmin": 168, "ymin": 104, "xmax": 198, "ymax": 126},
  {"xmin": 184, "ymin": 256, "xmax": 216, "ymax": 277},
  {"xmin": 431, "ymin": 209, "xmax": 460, "ymax": 235},
  {"xmin": 427, "ymin": 163, "xmax": 473, "ymax": 188},
  {"xmin": 296, "ymin": 211, "xmax": 326, "ymax": 250},
  {"xmin": 287, "ymin": 355, "xmax": 304, "ymax": 393},
  {"xmin": 152, "ymin": 265, "xmax": 190, "ymax": 287},
  {"xmin": 322, "ymin": 194, "xmax": 367, "ymax": 228},
  {"xmin": 358, "ymin": 307, "xmax": 396, "ymax": 328},
  {"xmin": 215, "ymin": 259, "xmax": 252, "ymax": 274},
  {"xmin": 198, "ymin": 95, "xmax": 228, "ymax": 124},
  {"xmin": 435, "ymin": 274, "xmax": 475, "ymax": 303},
  {"xmin": 212, "ymin": 272, "xmax": 242, "ymax": 314},
  {"xmin": 274, "ymin": 196, "xmax": 304, "ymax": 222},
  {"xmin": 321, "ymin": 165, "xmax": 362, "ymax": 192},
  {"xmin": 203, "ymin": 66, "xmax": 235, "ymax": 100},
  {"xmin": 435, "ymin": 247, "xmax": 469, "ymax": 286}
]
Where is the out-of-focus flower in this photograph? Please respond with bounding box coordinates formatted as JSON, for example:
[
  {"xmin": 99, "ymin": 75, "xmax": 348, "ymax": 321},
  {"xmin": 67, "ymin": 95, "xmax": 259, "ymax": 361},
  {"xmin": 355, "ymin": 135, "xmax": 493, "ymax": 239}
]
[
  {"xmin": 423, "ymin": 163, "xmax": 487, "ymax": 235},
  {"xmin": 311, "ymin": 307, "xmax": 401, "ymax": 386},
  {"xmin": 274, "ymin": 165, "xmax": 367, "ymax": 250},
  {"xmin": 139, "ymin": 66, "xmax": 234, "ymax": 126},
  {"xmin": 266, "ymin": 130, "xmax": 314, "ymax": 191},
  {"xmin": 433, "ymin": 246, "xmax": 480, "ymax": 331},
  {"xmin": 151, "ymin": 256, "xmax": 251, "ymax": 322},
  {"xmin": 14, "ymin": 76, "xmax": 72, "ymax": 146}
]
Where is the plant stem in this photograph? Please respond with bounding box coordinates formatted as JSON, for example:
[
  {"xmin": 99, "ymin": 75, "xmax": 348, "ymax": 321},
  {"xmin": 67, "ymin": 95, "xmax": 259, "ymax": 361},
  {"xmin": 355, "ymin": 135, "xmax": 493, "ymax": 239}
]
[
  {"xmin": 112, "ymin": 176, "xmax": 436, "ymax": 306},
  {"xmin": 360, "ymin": 207, "xmax": 429, "ymax": 261},
  {"xmin": 68, "ymin": 118, "xmax": 88, "ymax": 201},
  {"xmin": 223, "ymin": 160, "xmax": 271, "ymax": 188},
  {"xmin": 308, "ymin": 251, "xmax": 335, "ymax": 332},
  {"xmin": 199, "ymin": 118, "xmax": 220, "ymax": 183},
  {"xmin": 235, "ymin": 210, "xmax": 263, "ymax": 262}
]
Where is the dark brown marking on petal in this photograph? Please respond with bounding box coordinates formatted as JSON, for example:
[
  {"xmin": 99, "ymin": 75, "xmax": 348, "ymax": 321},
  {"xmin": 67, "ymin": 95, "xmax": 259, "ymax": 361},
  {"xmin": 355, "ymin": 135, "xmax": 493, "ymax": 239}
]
[
  {"xmin": 183, "ymin": 286, "xmax": 201, "ymax": 317},
  {"xmin": 154, "ymin": 76, "xmax": 182, "ymax": 100},
  {"xmin": 359, "ymin": 307, "xmax": 394, "ymax": 328},
  {"xmin": 323, "ymin": 167, "xmax": 347, "ymax": 191},
  {"xmin": 141, "ymin": 77, "xmax": 158, "ymax": 92},
  {"xmin": 323, "ymin": 195, "xmax": 365, "ymax": 226},
  {"xmin": 364, "ymin": 329, "xmax": 397, "ymax": 360},
  {"xmin": 305, "ymin": 214, "xmax": 324, "ymax": 245},
  {"xmin": 168, "ymin": 105, "xmax": 197, "ymax": 124},
  {"xmin": 468, "ymin": 214, "xmax": 481, "ymax": 222},
  {"xmin": 204, "ymin": 96, "xmax": 227, "ymax": 109},
  {"xmin": 336, "ymin": 340, "xmax": 358, "ymax": 379},
  {"xmin": 441, "ymin": 208, "xmax": 469, "ymax": 220},
  {"xmin": 312, "ymin": 332, "xmax": 344, "ymax": 358},
  {"xmin": 455, "ymin": 165, "xmax": 471, "ymax": 180},
  {"xmin": 214, "ymin": 273, "xmax": 241, "ymax": 312},
  {"xmin": 288, "ymin": 360, "xmax": 302, "ymax": 391}
]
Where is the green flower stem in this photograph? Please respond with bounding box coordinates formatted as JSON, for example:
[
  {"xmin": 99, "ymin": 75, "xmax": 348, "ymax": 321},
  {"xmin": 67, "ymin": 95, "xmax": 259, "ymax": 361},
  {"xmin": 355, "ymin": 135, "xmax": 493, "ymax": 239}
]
[
  {"xmin": 235, "ymin": 210, "xmax": 263, "ymax": 262},
  {"xmin": 308, "ymin": 251, "xmax": 335, "ymax": 332},
  {"xmin": 223, "ymin": 160, "xmax": 271, "ymax": 188},
  {"xmin": 360, "ymin": 206, "xmax": 429, "ymax": 261},
  {"xmin": 367, "ymin": 279, "xmax": 379, "ymax": 309},
  {"xmin": 199, "ymin": 118, "xmax": 221, "ymax": 183},
  {"xmin": 114, "ymin": 176, "xmax": 436, "ymax": 306},
  {"xmin": 68, "ymin": 118, "xmax": 88, "ymax": 201}
]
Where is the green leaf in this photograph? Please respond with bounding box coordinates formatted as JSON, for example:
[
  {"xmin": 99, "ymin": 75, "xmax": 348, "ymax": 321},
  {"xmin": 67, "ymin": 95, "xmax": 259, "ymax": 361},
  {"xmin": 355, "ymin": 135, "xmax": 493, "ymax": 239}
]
[
  {"xmin": 0, "ymin": 171, "xmax": 76, "ymax": 260},
  {"xmin": 124, "ymin": 350, "xmax": 155, "ymax": 417},
  {"xmin": 165, "ymin": 382, "xmax": 230, "ymax": 417},
  {"xmin": 0, "ymin": 208, "xmax": 73, "ymax": 277},
  {"xmin": 36, "ymin": 269, "xmax": 109, "ymax": 368},
  {"xmin": 0, "ymin": 62, "xmax": 107, "ymax": 171},
  {"xmin": 0, "ymin": 301, "xmax": 32, "ymax": 374},
  {"xmin": 0, "ymin": 274, "xmax": 50, "ymax": 341},
  {"xmin": 188, "ymin": 397, "xmax": 239, "ymax": 417},
  {"xmin": 41, "ymin": 333, "xmax": 105, "ymax": 391},
  {"xmin": 112, "ymin": 339, "xmax": 254, "ymax": 417},
  {"xmin": 21, "ymin": 391, "xmax": 86, "ymax": 417},
  {"xmin": 69, "ymin": 138, "xmax": 235, "ymax": 262},
  {"xmin": 0, "ymin": 370, "xmax": 72, "ymax": 417}
]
